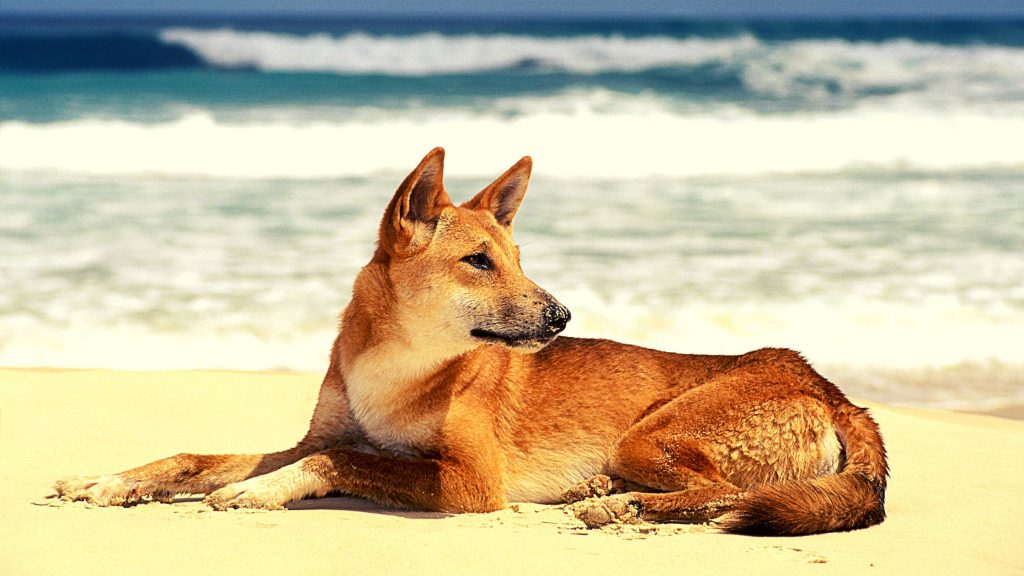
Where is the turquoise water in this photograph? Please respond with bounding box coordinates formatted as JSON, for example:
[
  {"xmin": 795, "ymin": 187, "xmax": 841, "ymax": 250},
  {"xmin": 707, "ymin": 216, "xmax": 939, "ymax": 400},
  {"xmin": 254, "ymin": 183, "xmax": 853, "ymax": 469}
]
[{"xmin": 1, "ymin": 16, "xmax": 1022, "ymax": 414}]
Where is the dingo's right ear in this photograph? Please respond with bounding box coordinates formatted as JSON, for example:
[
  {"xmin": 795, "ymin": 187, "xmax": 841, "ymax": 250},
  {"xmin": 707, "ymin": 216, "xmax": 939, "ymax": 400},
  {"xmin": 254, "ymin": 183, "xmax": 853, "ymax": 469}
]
[{"xmin": 378, "ymin": 147, "xmax": 452, "ymax": 255}]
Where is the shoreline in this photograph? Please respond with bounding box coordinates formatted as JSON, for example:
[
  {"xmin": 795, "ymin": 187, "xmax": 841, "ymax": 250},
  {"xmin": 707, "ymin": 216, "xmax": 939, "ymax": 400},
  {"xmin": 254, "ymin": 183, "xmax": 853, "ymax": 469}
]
[
  {"xmin": 5, "ymin": 364, "xmax": 1021, "ymax": 421},
  {"xmin": 977, "ymin": 404, "xmax": 1024, "ymax": 421},
  {"xmin": 3, "ymin": 367, "xmax": 1023, "ymax": 575}
]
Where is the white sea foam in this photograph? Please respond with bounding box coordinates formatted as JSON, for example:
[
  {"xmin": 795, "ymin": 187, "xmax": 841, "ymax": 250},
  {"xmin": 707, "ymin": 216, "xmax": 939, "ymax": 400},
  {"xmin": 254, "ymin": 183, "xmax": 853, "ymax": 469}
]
[
  {"xmin": 2, "ymin": 105, "xmax": 1021, "ymax": 178},
  {"xmin": 3, "ymin": 169, "xmax": 1022, "ymax": 413}
]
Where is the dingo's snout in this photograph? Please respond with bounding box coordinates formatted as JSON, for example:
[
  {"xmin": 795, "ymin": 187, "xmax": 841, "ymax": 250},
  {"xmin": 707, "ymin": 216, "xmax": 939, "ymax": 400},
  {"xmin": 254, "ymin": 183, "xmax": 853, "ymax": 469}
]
[{"xmin": 469, "ymin": 292, "xmax": 570, "ymax": 351}]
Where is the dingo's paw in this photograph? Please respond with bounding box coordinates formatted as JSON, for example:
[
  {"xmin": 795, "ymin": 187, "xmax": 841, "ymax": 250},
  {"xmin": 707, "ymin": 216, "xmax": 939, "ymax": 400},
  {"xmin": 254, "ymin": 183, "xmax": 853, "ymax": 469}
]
[
  {"xmin": 53, "ymin": 474, "xmax": 143, "ymax": 506},
  {"xmin": 561, "ymin": 474, "xmax": 625, "ymax": 504},
  {"xmin": 571, "ymin": 494, "xmax": 644, "ymax": 528},
  {"xmin": 204, "ymin": 477, "xmax": 291, "ymax": 511}
]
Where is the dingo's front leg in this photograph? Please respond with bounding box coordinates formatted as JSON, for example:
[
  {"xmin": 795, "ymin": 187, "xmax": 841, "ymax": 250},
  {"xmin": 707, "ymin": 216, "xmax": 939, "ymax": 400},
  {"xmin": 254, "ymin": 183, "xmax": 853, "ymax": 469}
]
[
  {"xmin": 205, "ymin": 448, "xmax": 504, "ymax": 513},
  {"xmin": 54, "ymin": 448, "xmax": 316, "ymax": 506}
]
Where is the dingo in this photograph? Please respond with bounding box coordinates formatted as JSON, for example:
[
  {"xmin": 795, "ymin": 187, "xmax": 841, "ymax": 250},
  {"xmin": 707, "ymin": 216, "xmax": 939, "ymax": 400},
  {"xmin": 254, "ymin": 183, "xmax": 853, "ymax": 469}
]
[{"xmin": 55, "ymin": 148, "xmax": 887, "ymax": 535}]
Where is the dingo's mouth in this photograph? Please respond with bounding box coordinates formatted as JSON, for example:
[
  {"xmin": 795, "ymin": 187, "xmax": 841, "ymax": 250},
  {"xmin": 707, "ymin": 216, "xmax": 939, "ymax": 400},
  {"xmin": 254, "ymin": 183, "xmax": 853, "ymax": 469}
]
[{"xmin": 470, "ymin": 328, "xmax": 556, "ymax": 349}]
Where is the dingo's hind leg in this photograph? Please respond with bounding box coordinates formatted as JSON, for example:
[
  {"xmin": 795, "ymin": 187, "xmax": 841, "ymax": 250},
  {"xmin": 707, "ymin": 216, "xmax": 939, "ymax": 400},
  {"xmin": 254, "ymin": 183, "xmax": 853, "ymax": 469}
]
[
  {"xmin": 571, "ymin": 350, "xmax": 847, "ymax": 529},
  {"xmin": 570, "ymin": 422, "xmax": 743, "ymax": 527}
]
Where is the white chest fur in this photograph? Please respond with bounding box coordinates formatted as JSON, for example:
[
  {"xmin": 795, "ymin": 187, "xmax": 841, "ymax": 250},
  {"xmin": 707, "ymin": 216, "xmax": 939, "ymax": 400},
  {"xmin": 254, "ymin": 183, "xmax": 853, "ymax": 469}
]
[{"xmin": 343, "ymin": 340, "xmax": 459, "ymax": 453}]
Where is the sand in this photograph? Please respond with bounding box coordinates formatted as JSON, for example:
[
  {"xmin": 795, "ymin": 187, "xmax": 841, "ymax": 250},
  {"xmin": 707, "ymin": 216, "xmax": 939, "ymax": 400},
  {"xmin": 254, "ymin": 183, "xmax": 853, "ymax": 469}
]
[{"xmin": 2, "ymin": 367, "xmax": 1023, "ymax": 575}]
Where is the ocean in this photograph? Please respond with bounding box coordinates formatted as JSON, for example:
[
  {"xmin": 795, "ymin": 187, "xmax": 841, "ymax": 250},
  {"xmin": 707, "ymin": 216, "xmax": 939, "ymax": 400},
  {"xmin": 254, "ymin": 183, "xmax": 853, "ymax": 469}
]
[{"xmin": 1, "ymin": 15, "xmax": 1022, "ymax": 417}]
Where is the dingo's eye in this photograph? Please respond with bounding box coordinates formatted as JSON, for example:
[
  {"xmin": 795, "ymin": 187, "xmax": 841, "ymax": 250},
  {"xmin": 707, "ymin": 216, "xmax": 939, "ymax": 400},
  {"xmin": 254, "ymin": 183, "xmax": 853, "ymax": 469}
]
[{"xmin": 462, "ymin": 253, "xmax": 494, "ymax": 271}]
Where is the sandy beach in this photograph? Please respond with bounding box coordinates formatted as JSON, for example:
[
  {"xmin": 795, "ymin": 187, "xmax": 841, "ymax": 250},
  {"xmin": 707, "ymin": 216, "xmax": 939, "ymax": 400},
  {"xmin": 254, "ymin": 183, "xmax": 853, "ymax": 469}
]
[{"xmin": 1, "ymin": 367, "xmax": 1022, "ymax": 575}]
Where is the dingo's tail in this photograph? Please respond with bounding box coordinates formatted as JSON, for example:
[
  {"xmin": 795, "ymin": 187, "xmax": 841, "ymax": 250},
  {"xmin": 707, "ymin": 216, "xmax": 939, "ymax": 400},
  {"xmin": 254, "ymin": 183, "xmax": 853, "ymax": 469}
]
[{"xmin": 720, "ymin": 405, "xmax": 888, "ymax": 535}]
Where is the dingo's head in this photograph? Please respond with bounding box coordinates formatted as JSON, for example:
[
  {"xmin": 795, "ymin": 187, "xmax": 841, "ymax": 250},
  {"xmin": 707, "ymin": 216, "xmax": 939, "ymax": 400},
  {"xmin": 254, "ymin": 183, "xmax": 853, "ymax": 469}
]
[{"xmin": 369, "ymin": 147, "xmax": 570, "ymax": 353}]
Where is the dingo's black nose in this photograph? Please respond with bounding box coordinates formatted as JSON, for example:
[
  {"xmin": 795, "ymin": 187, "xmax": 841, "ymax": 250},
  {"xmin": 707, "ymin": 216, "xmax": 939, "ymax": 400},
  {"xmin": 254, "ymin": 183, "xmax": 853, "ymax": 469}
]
[{"xmin": 543, "ymin": 302, "xmax": 571, "ymax": 335}]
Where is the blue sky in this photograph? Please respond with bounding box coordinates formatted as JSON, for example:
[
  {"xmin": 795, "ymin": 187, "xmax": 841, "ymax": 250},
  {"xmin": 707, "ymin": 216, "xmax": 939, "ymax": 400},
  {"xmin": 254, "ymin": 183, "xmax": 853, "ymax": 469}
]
[{"xmin": 2, "ymin": 0, "xmax": 1023, "ymax": 17}]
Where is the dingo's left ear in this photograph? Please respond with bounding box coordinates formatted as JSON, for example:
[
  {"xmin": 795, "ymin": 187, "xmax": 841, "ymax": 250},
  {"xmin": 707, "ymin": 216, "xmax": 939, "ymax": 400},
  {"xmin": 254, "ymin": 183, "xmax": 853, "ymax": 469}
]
[{"xmin": 462, "ymin": 156, "xmax": 532, "ymax": 228}]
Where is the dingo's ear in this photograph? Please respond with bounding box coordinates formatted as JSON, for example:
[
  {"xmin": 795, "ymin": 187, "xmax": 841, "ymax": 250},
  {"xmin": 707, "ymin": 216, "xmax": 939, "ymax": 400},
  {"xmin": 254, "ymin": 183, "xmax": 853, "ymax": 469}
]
[
  {"xmin": 462, "ymin": 156, "xmax": 532, "ymax": 228},
  {"xmin": 379, "ymin": 147, "xmax": 452, "ymax": 253}
]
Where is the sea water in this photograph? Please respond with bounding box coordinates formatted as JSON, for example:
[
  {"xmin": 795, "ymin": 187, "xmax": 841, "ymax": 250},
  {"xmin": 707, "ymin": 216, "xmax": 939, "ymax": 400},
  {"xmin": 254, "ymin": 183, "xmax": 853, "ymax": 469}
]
[{"xmin": 1, "ymin": 16, "xmax": 1022, "ymax": 416}]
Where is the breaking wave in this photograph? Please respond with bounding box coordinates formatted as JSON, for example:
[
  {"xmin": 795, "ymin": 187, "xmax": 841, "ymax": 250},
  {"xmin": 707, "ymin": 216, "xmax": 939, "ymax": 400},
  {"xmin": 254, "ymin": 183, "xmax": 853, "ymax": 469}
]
[{"xmin": 154, "ymin": 28, "xmax": 1024, "ymax": 104}]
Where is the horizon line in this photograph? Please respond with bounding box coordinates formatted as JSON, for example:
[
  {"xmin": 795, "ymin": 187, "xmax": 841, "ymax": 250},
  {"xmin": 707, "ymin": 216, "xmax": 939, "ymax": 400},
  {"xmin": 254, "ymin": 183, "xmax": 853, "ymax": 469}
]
[{"xmin": 3, "ymin": 11, "xmax": 1024, "ymax": 21}]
